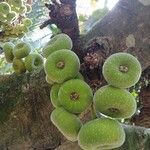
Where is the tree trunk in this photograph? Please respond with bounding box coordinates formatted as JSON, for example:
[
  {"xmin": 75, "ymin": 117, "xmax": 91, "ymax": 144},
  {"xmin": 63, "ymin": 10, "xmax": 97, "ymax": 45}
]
[
  {"xmin": 83, "ymin": 0, "xmax": 150, "ymax": 70},
  {"xmin": 0, "ymin": 0, "xmax": 150, "ymax": 149},
  {"xmin": 132, "ymin": 85, "xmax": 150, "ymax": 128}
]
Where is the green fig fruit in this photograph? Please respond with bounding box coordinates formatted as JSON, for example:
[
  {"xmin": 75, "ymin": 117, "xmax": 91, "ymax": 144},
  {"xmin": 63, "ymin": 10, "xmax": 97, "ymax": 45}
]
[
  {"xmin": 23, "ymin": 18, "xmax": 32, "ymax": 27},
  {"xmin": 13, "ymin": 42, "xmax": 31, "ymax": 59},
  {"xmin": 42, "ymin": 33, "xmax": 72, "ymax": 58},
  {"xmin": 0, "ymin": 2, "xmax": 11, "ymax": 14},
  {"xmin": 24, "ymin": 53, "xmax": 43, "ymax": 72},
  {"xmin": 44, "ymin": 50, "xmax": 80, "ymax": 83},
  {"xmin": 45, "ymin": 75, "xmax": 55, "ymax": 85},
  {"xmin": 25, "ymin": 4, "xmax": 32, "ymax": 13},
  {"xmin": 12, "ymin": 58, "xmax": 26, "ymax": 74},
  {"xmin": 93, "ymin": 85, "xmax": 137, "ymax": 119},
  {"xmin": 102, "ymin": 53, "xmax": 142, "ymax": 88},
  {"xmin": 3, "ymin": 42, "xmax": 15, "ymax": 63},
  {"xmin": 51, "ymin": 107, "xmax": 82, "ymax": 142},
  {"xmin": 58, "ymin": 79, "xmax": 93, "ymax": 114},
  {"xmin": 78, "ymin": 118, "xmax": 125, "ymax": 150},
  {"xmin": 7, "ymin": 11, "xmax": 17, "ymax": 22},
  {"xmin": 50, "ymin": 84, "xmax": 62, "ymax": 107}
]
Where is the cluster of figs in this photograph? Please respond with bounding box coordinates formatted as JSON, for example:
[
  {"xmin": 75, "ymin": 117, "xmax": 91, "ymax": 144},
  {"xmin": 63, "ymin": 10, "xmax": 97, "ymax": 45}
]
[
  {"xmin": 0, "ymin": 0, "xmax": 32, "ymax": 41},
  {"xmin": 3, "ymin": 41, "xmax": 43, "ymax": 74},
  {"xmin": 3, "ymin": 32, "xmax": 141, "ymax": 149},
  {"xmin": 43, "ymin": 34, "xmax": 142, "ymax": 150}
]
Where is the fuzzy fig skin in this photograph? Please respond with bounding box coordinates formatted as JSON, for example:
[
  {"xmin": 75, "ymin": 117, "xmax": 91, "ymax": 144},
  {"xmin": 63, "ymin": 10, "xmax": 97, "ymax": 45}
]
[
  {"xmin": 3, "ymin": 42, "xmax": 15, "ymax": 63},
  {"xmin": 50, "ymin": 84, "xmax": 62, "ymax": 108},
  {"xmin": 42, "ymin": 33, "xmax": 72, "ymax": 58},
  {"xmin": 13, "ymin": 58, "xmax": 26, "ymax": 74},
  {"xmin": 45, "ymin": 75, "xmax": 54, "ymax": 85},
  {"xmin": 58, "ymin": 79, "xmax": 93, "ymax": 114},
  {"xmin": 13, "ymin": 42, "xmax": 31, "ymax": 59},
  {"xmin": 44, "ymin": 50, "xmax": 80, "ymax": 83},
  {"xmin": 51, "ymin": 107, "xmax": 82, "ymax": 142},
  {"xmin": 0, "ymin": 2, "xmax": 11, "ymax": 14},
  {"xmin": 93, "ymin": 85, "xmax": 137, "ymax": 119},
  {"xmin": 24, "ymin": 53, "xmax": 43, "ymax": 72},
  {"xmin": 78, "ymin": 118, "xmax": 125, "ymax": 150},
  {"xmin": 102, "ymin": 53, "xmax": 142, "ymax": 88}
]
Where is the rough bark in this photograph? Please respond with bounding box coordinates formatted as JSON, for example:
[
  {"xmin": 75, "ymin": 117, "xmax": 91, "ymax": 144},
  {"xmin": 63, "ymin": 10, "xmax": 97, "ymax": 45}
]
[
  {"xmin": 0, "ymin": 0, "xmax": 150, "ymax": 149},
  {"xmin": 40, "ymin": 0, "xmax": 79, "ymax": 42},
  {"xmin": 132, "ymin": 85, "xmax": 150, "ymax": 128},
  {"xmin": 83, "ymin": 0, "xmax": 150, "ymax": 71},
  {"xmin": 0, "ymin": 71, "xmax": 64, "ymax": 150}
]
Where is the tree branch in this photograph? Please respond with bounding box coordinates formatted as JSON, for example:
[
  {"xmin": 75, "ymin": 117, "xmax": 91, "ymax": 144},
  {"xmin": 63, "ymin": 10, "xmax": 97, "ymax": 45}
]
[
  {"xmin": 83, "ymin": 0, "xmax": 150, "ymax": 70},
  {"xmin": 40, "ymin": 0, "xmax": 79, "ymax": 42},
  {"xmin": 39, "ymin": 19, "xmax": 54, "ymax": 29}
]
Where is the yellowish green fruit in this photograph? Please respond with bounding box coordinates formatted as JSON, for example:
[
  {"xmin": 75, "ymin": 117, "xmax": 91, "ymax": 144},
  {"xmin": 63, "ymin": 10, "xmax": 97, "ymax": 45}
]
[
  {"xmin": 75, "ymin": 72, "xmax": 84, "ymax": 80},
  {"xmin": 102, "ymin": 53, "xmax": 142, "ymax": 88},
  {"xmin": 25, "ymin": 4, "xmax": 32, "ymax": 13},
  {"xmin": 7, "ymin": 11, "xmax": 17, "ymax": 22},
  {"xmin": 3, "ymin": 42, "xmax": 15, "ymax": 63},
  {"xmin": 24, "ymin": 53, "xmax": 43, "ymax": 72},
  {"xmin": 7, "ymin": 0, "xmax": 23, "ymax": 7},
  {"xmin": 10, "ymin": 6, "xmax": 20, "ymax": 13},
  {"xmin": 13, "ymin": 42, "xmax": 31, "ymax": 59},
  {"xmin": 42, "ymin": 33, "xmax": 73, "ymax": 58},
  {"xmin": 0, "ymin": 12, "xmax": 7, "ymax": 22},
  {"xmin": 18, "ymin": 33, "xmax": 25, "ymax": 38},
  {"xmin": 93, "ymin": 85, "xmax": 137, "ymax": 119},
  {"xmin": 22, "ymin": 25, "xmax": 29, "ymax": 33},
  {"xmin": 44, "ymin": 50, "xmax": 80, "ymax": 83},
  {"xmin": 13, "ymin": 58, "xmax": 26, "ymax": 74},
  {"xmin": 19, "ymin": 5, "xmax": 27, "ymax": 14},
  {"xmin": 0, "ymin": 2, "xmax": 11, "ymax": 14},
  {"xmin": 45, "ymin": 75, "xmax": 55, "ymax": 85},
  {"xmin": 78, "ymin": 118, "xmax": 125, "ymax": 150},
  {"xmin": 50, "ymin": 84, "xmax": 62, "ymax": 107},
  {"xmin": 23, "ymin": 18, "xmax": 32, "ymax": 27},
  {"xmin": 58, "ymin": 79, "xmax": 93, "ymax": 114},
  {"xmin": 51, "ymin": 107, "xmax": 82, "ymax": 142},
  {"xmin": 17, "ymin": 24, "xmax": 29, "ymax": 33}
]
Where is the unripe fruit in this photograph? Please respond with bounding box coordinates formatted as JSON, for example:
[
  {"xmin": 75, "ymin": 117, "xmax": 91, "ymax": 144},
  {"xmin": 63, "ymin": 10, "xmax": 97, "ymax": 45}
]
[
  {"xmin": 7, "ymin": 11, "xmax": 17, "ymax": 22},
  {"xmin": 78, "ymin": 118, "xmax": 125, "ymax": 150},
  {"xmin": 94, "ymin": 85, "xmax": 137, "ymax": 119},
  {"xmin": 45, "ymin": 75, "xmax": 55, "ymax": 85},
  {"xmin": 0, "ymin": 12, "xmax": 7, "ymax": 22},
  {"xmin": 58, "ymin": 79, "xmax": 93, "ymax": 114},
  {"xmin": 42, "ymin": 33, "xmax": 72, "ymax": 58},
  {"xmin": 24, "ymin": 53, "xmax": 43, "ymax": 72},
  {"xmin": 3, "ymin": 42, "xmax": 15, "ymax": 63},
  {"xmin": 13, "ymin": 58, "xmax": 26, "ymax": 74},
  {"xmin": 19, "ymin": 5, "xmax": 27, "ymax": 14},
  {"xmin": 23, "ymin": 18, "xmax": 32, "ymax": 27},
  {"xmin": 50, "ymin": 84, "xmax": 62, "ymax": 108},
  {"xmin": 0, "ymin": 2, "xmax": 11, "ymax": 14},
  {"xmin": 7, "ymin": 0, "xmax": 23, "ymax": 7},
  {"xmin": 102, "ymin": 53, "xmax": 142, "ymax": 88},
  {"xmin": 75, "ymin": 72, "xmax": 84, "ymax": 80},
  {"xmin": 51, "ymin": 107, "xmax": 82, "ymax": 142},
  {"xmin": 13, "ymin": 42, "xmax": 31, "ymax": 59},
  {"xmin": 25, "ymin": 4, "xmax": 32, "ymax": 13},
  {"xmin": 44, "ymin": 50, "xmax": 80, "ymax": 83}
]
